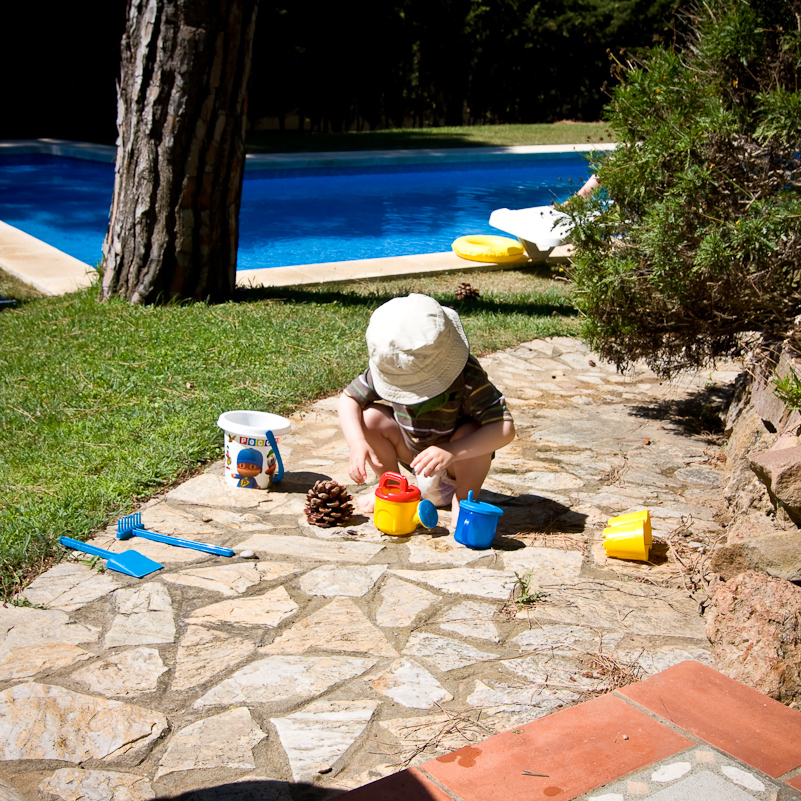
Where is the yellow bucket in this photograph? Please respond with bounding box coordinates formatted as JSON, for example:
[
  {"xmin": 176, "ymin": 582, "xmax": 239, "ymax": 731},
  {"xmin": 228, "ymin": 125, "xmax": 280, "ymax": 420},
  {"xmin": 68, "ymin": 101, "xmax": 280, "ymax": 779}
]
[
  {"xmin": 603, "ymin": 510, "xmax": 651, "ymax": 561},
  {"xmin": 607, "ymin": 509, "xmax": 651, "ymax": 546}
]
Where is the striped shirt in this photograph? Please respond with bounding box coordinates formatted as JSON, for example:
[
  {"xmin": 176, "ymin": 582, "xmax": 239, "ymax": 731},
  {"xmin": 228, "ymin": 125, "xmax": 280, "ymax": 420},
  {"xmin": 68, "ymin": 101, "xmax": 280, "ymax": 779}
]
[{"xmin": 344, "ymin": 354, "xmax": 513, "ymax": 455}]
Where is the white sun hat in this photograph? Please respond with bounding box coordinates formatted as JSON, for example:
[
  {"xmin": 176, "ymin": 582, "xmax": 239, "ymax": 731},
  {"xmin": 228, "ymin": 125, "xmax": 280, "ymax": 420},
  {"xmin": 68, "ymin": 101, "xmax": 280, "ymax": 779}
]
[{"xmin": 366, "ymin": 293, "xmax": 470, "ymax": 405}]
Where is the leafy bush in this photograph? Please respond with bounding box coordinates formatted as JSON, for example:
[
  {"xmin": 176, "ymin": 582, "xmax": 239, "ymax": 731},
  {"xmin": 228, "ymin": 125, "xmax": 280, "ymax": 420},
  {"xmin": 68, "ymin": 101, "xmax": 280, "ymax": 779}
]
[
  {"xmin": 564, "ymin": 0, "xmax": 801, "ymax": 376},
  {"xmin": 773, "ymin": 369, "xmax": 801, "ymax": 430}
]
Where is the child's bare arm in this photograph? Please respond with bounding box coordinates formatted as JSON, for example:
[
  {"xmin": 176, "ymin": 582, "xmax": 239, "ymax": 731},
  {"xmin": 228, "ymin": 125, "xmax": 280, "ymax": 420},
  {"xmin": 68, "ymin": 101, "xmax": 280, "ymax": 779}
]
[
  {"xmin": 411, "ymin": 420, "xmax": 515, "ymax": 477},
  {"xmin": 337, "ymin": 393, "xmax": 382, "ymax": 484}
]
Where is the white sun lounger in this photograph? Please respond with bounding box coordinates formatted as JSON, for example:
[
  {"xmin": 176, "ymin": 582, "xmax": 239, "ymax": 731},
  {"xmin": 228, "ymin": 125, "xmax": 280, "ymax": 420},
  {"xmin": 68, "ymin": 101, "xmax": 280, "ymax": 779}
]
[{"xmin": 489, "ymin": 205, "xmax": 573, "ymax": 261}]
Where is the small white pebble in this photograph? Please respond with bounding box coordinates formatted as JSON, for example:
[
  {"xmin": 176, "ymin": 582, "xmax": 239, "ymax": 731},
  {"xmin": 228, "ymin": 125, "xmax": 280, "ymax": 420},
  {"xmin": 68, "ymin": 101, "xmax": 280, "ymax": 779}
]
[
  {"xmin": 721, "ymin": 766, "xmax": 765, "ymax": 792},
  {"xmin": 238, "ymin": 549, "xmax": 256, "ymax": 559},
  {"xmin": 652, "ymin": 762, "xmax": 692, "ymax": 782},
  {"xmin": 622, "ymin": 734, "xmax": 629, "ymax": 740}
]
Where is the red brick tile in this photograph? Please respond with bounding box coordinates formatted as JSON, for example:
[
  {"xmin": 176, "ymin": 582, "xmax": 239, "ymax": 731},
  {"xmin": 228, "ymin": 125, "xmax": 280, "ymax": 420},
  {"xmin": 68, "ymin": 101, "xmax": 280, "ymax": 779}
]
[
  {"xmin": 617, "ymin": 661, "xmax": 801, "ymax": 777},
  {"xmin": 336, "ymin": 767, "xmax": 457, "ymax": 801},
  {"xmin": 787, "ymin": 774, "xmax": 801, "ymax": 792},
  {"xmin": 420, "ymin": 693, "xmax": 692, "ymax": 801}
]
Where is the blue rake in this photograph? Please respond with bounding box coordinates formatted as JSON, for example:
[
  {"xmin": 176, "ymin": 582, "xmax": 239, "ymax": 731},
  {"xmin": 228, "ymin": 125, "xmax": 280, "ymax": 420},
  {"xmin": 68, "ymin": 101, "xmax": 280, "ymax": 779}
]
[{"xmin": 116, "ymin": 512, "xmax": 235, "ymax": 557}]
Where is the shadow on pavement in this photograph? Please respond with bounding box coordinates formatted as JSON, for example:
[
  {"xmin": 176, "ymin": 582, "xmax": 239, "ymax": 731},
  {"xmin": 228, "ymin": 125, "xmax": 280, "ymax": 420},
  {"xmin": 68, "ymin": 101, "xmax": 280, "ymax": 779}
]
[
  {"xmin": 491, "ymin": 493, "xmax": 588, "ymax": 539},
  {"xmin": 154, "ymin": 778, "xmax": 343, "ymax": 800},
  {"xmin": 627, "ymin": 384, "xmax": 734, "ymax": 438},
  {"xmin": 270, "ymin": 471, "xmax": 338, "ymax": 493}
]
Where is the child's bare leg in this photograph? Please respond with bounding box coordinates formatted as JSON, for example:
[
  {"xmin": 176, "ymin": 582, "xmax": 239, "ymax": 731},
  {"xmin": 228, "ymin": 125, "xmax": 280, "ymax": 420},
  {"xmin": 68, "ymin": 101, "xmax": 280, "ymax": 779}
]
[
  {"xmin": 450, "ymin": 493, "xmax": 461, "ymax": 530},
  {"xmin": 447, "ymin": 422, "xmax": 492, "ymax": 531},
  {"xmin": 357, "ymin": 404, "xmax": 415, "ymax": 512},
  {"xmin": 449, "ymin": 453, "xmax": 492, "ymax": 531}
]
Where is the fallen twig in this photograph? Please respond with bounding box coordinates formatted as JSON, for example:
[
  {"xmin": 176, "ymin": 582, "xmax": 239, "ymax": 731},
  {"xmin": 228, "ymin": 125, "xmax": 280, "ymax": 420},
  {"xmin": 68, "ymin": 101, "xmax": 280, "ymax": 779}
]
[{"xmin": 388, "ymin": 706, "xmax": 496, "ymax": 767}]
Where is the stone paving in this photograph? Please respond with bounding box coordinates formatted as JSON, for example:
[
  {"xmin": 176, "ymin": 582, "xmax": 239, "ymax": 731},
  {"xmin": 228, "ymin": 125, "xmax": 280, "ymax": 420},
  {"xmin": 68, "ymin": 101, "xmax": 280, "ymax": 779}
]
[{"xmin": 0, "ymin": 336, "xmax": 741, "ymax": 801}]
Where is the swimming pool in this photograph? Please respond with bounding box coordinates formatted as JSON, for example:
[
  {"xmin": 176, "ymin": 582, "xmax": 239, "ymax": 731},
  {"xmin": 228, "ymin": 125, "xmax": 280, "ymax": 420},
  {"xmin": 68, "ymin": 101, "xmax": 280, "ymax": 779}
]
[{"xmin": 0, "ymin": 150, "xmax": 595, "ymax": 269}]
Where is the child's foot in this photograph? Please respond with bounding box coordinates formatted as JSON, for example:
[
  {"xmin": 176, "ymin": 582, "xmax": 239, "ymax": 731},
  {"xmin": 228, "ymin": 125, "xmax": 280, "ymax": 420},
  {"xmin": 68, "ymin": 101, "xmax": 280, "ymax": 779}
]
[
  {"xmin": 356, "ymin": 492, "xmax": 376, "ymax": 514},
  {"xmin": 449, "ymin": 495, "xmax": 462, "ymax": 533}
]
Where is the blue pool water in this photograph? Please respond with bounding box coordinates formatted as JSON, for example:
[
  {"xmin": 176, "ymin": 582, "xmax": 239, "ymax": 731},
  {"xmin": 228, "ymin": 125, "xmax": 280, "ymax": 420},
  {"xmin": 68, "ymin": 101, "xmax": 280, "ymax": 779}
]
[{"xmin": 0, "ymin": 153, "xmax": 592, "ymax": 269}]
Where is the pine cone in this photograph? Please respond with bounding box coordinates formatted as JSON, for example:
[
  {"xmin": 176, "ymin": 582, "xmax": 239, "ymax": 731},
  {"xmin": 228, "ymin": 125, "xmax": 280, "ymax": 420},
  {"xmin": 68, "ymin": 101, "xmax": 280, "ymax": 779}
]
[
  {"xmin": 455, "ymin": 282, "xmax": 480, "ymax": 301},
  {"xmin": 304, "ymin": 480, "xmax": 354, "ymax": 528}
]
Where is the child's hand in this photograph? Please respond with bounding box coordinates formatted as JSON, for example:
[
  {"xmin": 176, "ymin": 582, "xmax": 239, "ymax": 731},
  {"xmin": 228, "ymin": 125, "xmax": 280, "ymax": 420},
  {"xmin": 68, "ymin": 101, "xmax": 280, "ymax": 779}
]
[
  {"xmin": 349, "ymin": 443, "xmax": 382, "ymax": 484},
  {"xmin": 411, "ymin": 446, "xmax": 454, "ymax": 478}
]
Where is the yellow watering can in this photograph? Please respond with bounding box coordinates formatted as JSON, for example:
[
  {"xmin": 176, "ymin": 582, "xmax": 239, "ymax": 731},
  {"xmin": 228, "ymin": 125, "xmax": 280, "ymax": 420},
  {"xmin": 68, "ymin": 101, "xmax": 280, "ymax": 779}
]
[{"xmin": 373, "ymin": 472, "xmax": 438, "ymax": 536}]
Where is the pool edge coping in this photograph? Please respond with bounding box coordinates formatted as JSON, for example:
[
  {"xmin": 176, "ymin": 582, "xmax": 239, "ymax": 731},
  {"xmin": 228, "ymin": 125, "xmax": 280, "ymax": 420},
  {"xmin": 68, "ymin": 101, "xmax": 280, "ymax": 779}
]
[{"xmin": 0, "ymin": 220, "xmax": 97, "ymax": 296}]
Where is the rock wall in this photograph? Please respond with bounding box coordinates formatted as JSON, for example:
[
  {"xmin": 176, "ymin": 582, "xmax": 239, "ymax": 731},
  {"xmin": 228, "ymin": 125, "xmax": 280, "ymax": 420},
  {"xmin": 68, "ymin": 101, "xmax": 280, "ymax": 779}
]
[
  {"xmin": 706, "ymin": 570, "xmax": 801, "ymax": 705},
  {"xmin": 713, "ymin": 342, "xmax": 801, "ymax": 582},
  {"xmin": 708, "ymin": 341, "xmax": 801, "ymax": 706}
]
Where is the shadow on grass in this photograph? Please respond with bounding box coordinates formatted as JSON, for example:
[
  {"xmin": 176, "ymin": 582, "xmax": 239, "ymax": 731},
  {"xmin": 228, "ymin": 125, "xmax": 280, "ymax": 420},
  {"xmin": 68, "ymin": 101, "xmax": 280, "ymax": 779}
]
[
  {"xmin": 234, "ymin": 283, "xmax": 579, "ymax": 321},
  {"xmin": 626, "ymin": 384, "xmax": 734, "ymax": 439},
  {"xmin": 0, "ymin": 269, "xmax": 49, "ymax": 306}
]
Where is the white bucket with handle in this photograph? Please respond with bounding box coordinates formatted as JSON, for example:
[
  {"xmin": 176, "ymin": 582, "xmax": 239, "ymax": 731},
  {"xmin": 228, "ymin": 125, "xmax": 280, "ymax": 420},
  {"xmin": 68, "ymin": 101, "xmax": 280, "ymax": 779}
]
[{"xmin": 217, "ymin": 410, "xmax": 291, "ymax": 489}]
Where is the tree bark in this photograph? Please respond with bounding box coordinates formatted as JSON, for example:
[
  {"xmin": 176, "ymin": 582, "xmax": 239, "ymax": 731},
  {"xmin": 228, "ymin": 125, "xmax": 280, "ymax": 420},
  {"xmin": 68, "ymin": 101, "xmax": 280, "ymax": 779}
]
[{"xmin": 101, "ymin": 0, "xmax": 258, "ymax": 304}]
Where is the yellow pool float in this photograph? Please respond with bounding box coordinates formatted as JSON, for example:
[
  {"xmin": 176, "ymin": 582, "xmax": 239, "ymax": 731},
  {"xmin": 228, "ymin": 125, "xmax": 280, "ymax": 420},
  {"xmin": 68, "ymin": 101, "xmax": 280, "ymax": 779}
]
[{"xmin": 452, "ymin": 234, "xmax": 529, "ymax": 264}]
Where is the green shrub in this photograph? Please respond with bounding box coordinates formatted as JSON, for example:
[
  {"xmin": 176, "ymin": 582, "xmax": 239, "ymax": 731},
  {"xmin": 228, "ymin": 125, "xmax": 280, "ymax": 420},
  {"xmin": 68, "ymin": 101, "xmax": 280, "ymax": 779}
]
[
  {"xmin": 774, "ymin": 369, "xmax": 801, "ymax": 430},
  {"xmin": 563, "ymin": 0, "xmax": 801, "ymax": 377}
]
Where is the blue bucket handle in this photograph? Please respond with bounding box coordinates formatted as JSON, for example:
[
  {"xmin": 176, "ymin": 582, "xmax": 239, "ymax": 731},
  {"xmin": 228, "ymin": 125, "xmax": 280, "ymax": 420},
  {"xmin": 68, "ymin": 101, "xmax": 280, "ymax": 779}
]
[{"xmin": 266, "ymin": 430, "xmax": 284, "ymax": 483}]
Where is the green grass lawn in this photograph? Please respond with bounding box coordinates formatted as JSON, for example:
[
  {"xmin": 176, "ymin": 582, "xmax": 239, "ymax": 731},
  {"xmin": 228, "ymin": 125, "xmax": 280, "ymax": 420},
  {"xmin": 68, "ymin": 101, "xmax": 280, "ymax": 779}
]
[
  {"xmin": 246, "ymin": 122, "xmax": 615, "ymax": 153},
  {"xmin": 0, "ymin": 267, "xmax": 579, "ymax": 594}
]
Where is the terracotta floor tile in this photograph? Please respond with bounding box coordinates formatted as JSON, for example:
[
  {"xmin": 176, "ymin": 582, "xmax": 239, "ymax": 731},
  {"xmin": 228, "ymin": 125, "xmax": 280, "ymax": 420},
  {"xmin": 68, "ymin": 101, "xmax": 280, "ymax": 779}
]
[
  {"xmin": 336, "ymin": 767, "xmax": 457, "ymax": 801},
  {"xmin": 420, "ymin": 693, "xmax": 692, "ymax": 801},
  {"xmin": 787, "ymin": 775, "xmax": 801, "ymax": 792},
  {"xmin": 617, "ymin": 661, "xmax": 801, "ymax": 778}
]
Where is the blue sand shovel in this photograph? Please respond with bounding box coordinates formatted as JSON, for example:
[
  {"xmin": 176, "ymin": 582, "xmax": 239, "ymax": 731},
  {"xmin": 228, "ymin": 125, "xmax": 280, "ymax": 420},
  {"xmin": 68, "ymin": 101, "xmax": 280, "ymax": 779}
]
[
  {"xmin": 59, "ymin": 537, "xmax": 163, "ymax": 578},
  {"xmin": 116, "ymin": 512, "xmax": 235, "ymax": 557}
]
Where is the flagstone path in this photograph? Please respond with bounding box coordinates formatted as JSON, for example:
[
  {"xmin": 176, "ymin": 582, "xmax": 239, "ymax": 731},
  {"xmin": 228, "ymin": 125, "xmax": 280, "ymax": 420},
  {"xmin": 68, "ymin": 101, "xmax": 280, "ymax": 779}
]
[{"xmin": 0, "ymin": 337, "xmax": 740, "ymax": 801}]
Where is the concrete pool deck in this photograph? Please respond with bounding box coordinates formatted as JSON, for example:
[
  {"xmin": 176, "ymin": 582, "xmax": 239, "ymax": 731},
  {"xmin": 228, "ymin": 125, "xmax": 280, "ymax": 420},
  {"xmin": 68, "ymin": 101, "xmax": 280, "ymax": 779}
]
[
  {"xmin": 0, "ymin": 138, "xmax": 583, "ymax": 295},
  {"xmin": 0, "ymin": 220, "xmax": 98, "ymax": 296}
]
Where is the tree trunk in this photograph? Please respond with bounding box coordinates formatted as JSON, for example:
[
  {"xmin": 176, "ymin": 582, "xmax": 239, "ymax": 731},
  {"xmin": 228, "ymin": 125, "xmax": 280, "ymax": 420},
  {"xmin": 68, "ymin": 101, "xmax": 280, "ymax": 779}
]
[{"xmin": 101, "ymin": 0, "xmax": 258, "ymax": 304}]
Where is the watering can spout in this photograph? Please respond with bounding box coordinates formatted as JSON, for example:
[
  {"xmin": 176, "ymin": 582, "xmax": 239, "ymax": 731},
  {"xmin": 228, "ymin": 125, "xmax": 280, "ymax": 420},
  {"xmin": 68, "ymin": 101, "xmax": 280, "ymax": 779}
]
[{"xmin": 415, "ymin": 500, "xmax": 438, "ymax": 529}]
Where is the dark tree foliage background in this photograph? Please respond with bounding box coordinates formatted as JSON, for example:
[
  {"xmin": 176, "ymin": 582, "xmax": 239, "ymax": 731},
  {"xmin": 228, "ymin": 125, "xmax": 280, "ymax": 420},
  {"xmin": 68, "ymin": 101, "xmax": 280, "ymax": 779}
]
[
  {"xmin": 1, "ymin": 4, "xmax": 127, "ymax": 143},
  {"xmin": 2, "ymin": 0, "xmax": 681, "ymax": 143},
  {"xmin": 251, "ymin": 0, "xmax": 683, "ymax": 131},
  {"xmin": 564, "ymin": 0, "xmax": 801, "ymax": 377}
]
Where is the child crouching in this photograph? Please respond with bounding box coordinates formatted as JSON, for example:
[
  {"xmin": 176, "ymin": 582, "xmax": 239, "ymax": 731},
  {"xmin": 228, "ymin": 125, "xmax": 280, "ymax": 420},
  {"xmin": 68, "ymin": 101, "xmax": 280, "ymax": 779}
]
[{"xmin": 337, "ymin": 293, "xmax": 515, "ymax": 528}]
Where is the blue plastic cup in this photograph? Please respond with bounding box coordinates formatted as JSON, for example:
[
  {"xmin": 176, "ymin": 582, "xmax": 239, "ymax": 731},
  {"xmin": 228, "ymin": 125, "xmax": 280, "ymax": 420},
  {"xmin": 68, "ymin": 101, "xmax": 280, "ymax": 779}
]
[{"xmin": 454, "ymin": 491, "xmax": 504, "ymax": 549}]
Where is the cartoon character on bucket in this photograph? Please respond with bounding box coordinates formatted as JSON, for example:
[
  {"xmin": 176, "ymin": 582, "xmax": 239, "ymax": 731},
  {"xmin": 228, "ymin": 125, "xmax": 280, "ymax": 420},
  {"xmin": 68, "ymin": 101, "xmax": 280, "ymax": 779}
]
[
  {"xmin": 231, "ymin": 448, "xmax": 261, "ymax": 488},
  {"xmin": 230, "ymin": 446, "xmax": 277, "ymax": 489}
]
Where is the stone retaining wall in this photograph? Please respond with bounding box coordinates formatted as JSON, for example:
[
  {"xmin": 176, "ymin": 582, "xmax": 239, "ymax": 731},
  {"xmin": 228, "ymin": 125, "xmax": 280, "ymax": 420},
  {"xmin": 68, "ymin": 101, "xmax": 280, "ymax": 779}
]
[{"xmin": 714, "ymin": 341, "xmax": 801, "ymax": 583}]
